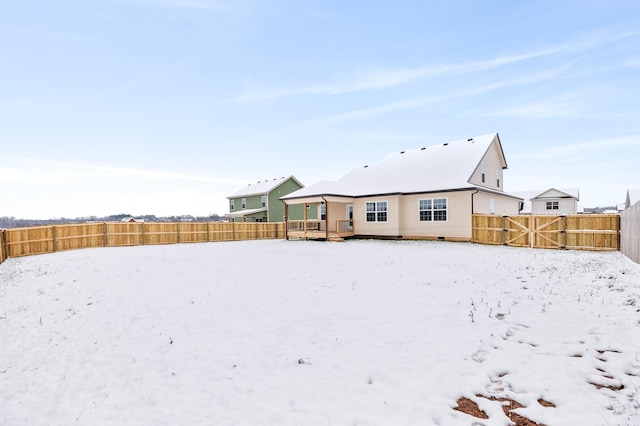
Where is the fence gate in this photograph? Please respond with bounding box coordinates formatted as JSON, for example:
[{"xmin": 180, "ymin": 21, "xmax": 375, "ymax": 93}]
[{"xmin": 473, "ymin": 214, "xmax": 620, "ymax": 251}]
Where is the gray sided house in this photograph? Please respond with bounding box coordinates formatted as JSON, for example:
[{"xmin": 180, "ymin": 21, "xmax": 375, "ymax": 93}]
[
  {"xmin": 281, "ymin": 133, "xmax": 522, "ymax": 241},
  {"xmin": 625, "ymin": 189, "xmax": 640, "ymax": 210},
  {"xmin": 226, "ymin": 176, "xmax": 316, "ymax": 222},
  {"xmin": 511, "ymin": 188, "xmax": 580, "ymax": 215}
]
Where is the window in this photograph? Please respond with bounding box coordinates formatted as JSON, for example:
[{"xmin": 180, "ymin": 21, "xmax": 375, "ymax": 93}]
[
  {"xmin": 366, "ymin": 201, "xmax": 387, "ymax": 222},
  {"xmin": 320, "ymin": 204, "xmax": 326, "ymax": 220},
  {"xmin": 419, "ymin": 198, "xmax": 447, "ymax": 221},
  {"xmin": 241, "ymin": 198, "xmax": 246, "ymax": 209},
  {"xmin": 546, "ymin": 201, "xmax": 559, "ymax": 210},
  {"xmin": 230, "ymin": 199, "xmax": 235, "ymax": 211},
  {"xmin": 261, "ymin": 195, "xmax": 266, "ymax": 208}
]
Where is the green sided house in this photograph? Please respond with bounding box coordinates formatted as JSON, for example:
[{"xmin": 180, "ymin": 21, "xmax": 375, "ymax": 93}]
[
  {"xmin": 226, "ymin": 176, "xmax": 317, "ymax": 223},
  {"xmin": 280, "ymin": 133, "xmax": 522, "ymax": 241}
]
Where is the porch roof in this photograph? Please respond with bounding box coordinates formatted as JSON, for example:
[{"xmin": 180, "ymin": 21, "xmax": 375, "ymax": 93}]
[{"xmin": 225, "ymin": 207, "xmax": 267, "ymax": 218}]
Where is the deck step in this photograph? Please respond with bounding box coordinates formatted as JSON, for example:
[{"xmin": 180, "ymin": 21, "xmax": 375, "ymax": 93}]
[{"xmin": 328, "ymin": 237, "xmax": 344, "ymax": 242}]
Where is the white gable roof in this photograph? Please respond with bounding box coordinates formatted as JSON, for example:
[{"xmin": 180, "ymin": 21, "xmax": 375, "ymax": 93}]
[
  {"xmin": 510, "ymin": 188, "xmax": 580, "ymax": 214},
  {"xmin": 228, "ymin": 176, "xmax": 302, "ymax": 198},
  {"xmin": 283, "ymin": 133, "xmax": 504, "ymax": 199}
]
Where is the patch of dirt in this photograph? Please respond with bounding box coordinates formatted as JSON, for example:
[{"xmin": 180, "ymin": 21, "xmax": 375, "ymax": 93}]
[
  {"xmin": 537, "ymin": 398, "xmax": 555, "ymax": 407},
  {"xmin": 454, "ymin": 397, "xmax": 488, "ymax": 419},
  {"xmin": 589, "ymin": 381, "xmax": 625, "ymax": 391},
  {"xmin": 454, "ymin": 395, "xmax": 553, "ymax": 426}
]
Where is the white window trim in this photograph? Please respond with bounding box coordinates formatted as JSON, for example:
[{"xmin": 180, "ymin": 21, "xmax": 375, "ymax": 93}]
[
  {"xmin": 365, "ymin": 200, "xmax": 388, "ymax": 222},
  {"xmin": 230, "ymin": 199, "xmax": 235, "ymax": 211},
  {"xmin": 261, "ymin": 195, "xmax": 266, "ymax": 208},
  {"xmin": 546, "ymin": 200, "xmax": 559, "ymax": 210},
  {"xmin": 419, "ymin": 197, "xmax": 448, "ymax": 222},
  {"xmin": 241, "ymin": 197, "xmax": 246, "ymax": 209}
]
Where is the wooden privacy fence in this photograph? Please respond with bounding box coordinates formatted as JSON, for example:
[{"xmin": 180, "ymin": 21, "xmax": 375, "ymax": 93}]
[
  {"xmin": 0, "ymin": 222, "xmax": 286, "ymax": 261},
  {"xmin": 621, "ymin": 204, "xmax": 640, "ymax": 263},
  {"xmin": 472, "ymin": 214, "xmax": 620, "ymax": 251}
]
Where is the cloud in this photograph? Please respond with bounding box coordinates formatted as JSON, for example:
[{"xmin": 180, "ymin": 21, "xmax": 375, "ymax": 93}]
[
  {"xmin": 0, "ymin": 157, "xmax": 247, "ymax": 186},
  {"xmin": 127, "ymin": 0, "xmax": 229, "ymax": 9},
  {"xmin": 517, "ymin": 135, "xmax": 640, "ymax": 160},
  {"xmin": 231, "ymin": 26, "xmax": 640, "ymax": 103},
  {"xmin": 300, "ymin": 67, "xmax": 566, "ymax": 125},
  {"xmin": 479, "ymin": 92, "xmax": 590, "ymax": 119}
]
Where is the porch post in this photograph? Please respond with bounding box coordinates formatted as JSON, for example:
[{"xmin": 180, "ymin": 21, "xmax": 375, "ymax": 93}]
[
  {"xmin": 325, "ymin": 201, "xmax": 329, "ymax": 240},
  {"xmin": 303, "ymin": 203, "xmax": 308, "ymax": 240},
  {"xmin": 284, "ymin": 202, "xmax": 289, "ymax": 240}
]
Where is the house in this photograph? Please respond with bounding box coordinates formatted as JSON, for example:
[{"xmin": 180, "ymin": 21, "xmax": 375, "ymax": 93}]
[
  {"xmin": 510, "ymin": 188, "xmax": 580, "ymax": 215},
  {"xmin": 625, "ymin": 189, "xmax": 640, "ymax": 209},
  {"xmin": 280, "ymin": 133, "xmax": 522, "ymax": 241},
  {"xmin": 226, "ymin": 176, "xmax": 315, "ymax": 223}
]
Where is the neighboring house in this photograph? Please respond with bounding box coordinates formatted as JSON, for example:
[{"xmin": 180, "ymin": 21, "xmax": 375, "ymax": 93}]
[
  {"xmin": 121, "ymin": 217, "xmax": 138, "ymax": 223},
  {"xmin": 511, "ymin": 188, "xmax": 580, "ymax": 215},
  {"xmin": 226, "ymin": 176, "xmax": 314, "ymax": 223},
  {"xmin": 281, "ymin": 133, "xmax": 522, "ymax": 241},
  {"xmin": 625, "ymin": 189, "xmax": 640, "ymax": 209}
]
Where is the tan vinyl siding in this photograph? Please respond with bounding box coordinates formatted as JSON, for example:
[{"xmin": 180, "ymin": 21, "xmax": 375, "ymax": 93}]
[
  {"xmin": 353, "ymin": 196, "xmax": 401, "ymax": 236},
  {"xmin": 469, "ymin": 138, "xmax": 504, "ymax": 190},
  {"xmin": 473, "ymin": 192, "xmax": 521, "ymax": 215},
  {"xmin": 320, "ymin": 202, "xmax": 348, "ymax": 232},
  {"xmin": 400, "ymin": 192, "xmax": 472, "ymax": 239}
]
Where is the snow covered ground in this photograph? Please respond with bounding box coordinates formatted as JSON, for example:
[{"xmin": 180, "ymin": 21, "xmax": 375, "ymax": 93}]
[{"xmin": 1, "ymin": 240, "xmax": 639, "ymax": 425}]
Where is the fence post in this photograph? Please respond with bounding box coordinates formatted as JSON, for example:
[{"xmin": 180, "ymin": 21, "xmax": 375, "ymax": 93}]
[
  {"xmin": 502, "ymin": 215, "xmax": 508, "ymax": 245},
  {"xmin": 1, "ymin": 229, "xmax": 6, "ymax": 262},
  {"xmin": 560, "ymin": 215, "xmax": 567, "ymax": 249},
  {"xmin": 176, "ymin": 223, "xmax": 181, "ymax": 244},
  {"xmin": 51, "ymin": 226, "xmax": 57, "ymax": 253},
  {"xmin": 232, "ymin": 222, "xmax": 236, "ymax": 241},
  {"xmin": 141, "ymin": 222, "xmax": 145, "ymax": 245}
]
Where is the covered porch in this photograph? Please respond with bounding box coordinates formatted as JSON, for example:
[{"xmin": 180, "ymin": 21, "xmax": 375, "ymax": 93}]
[{"xmin": 283, "ymin": 196, "xmax": 355, "ymax": 241}]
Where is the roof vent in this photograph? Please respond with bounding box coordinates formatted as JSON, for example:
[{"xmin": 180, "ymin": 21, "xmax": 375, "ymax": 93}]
[
  {"xmin": 443, "ymin": 143, "xmax": 449, "ymax": 146},
  {"xmin": 467, "ymin": 138, "xmax": 473, "ymax": 142},
  {"xmin": 400, "ymin": 151, "xmax": 405, "ymax": 154},
  {"xmin": 421, "ymin": 147, "xmax": 426, "ymax": 150},
  {"xmin": 364, "ymin": 165, "xmax": 368, "ymax": 168}
]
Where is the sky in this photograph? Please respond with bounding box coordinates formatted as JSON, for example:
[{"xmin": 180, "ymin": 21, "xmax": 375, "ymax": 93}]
[{"xmin": 1, "ymin": 0, "xmax": 640, "ymax": 219}]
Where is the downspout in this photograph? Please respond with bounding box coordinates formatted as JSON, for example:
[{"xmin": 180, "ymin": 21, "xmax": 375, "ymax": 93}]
[
  {"xmin": 471, "ymin": 189, "xmax": 479, "ymax": 213},
  {"xmin": 321, "ymin": 196, "xmax": 328, "ymax": 240}
]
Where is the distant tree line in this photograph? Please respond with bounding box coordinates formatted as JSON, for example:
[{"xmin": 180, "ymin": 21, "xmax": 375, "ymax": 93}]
[{"xmin": 0, "ymin": 213, "xmax": 226, "ymax": 229}]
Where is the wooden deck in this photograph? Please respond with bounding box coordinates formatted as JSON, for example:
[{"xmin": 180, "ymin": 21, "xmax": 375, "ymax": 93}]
[{"xmin": 286, "ymin": 219, "xmax": 354, "ymax": 241}]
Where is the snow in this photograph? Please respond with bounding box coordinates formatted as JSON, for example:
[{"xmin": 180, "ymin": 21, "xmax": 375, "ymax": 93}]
[
  {"xmin": 282, "ymin": 133, "xmax": 499, "ymax": 199},
  {"xmin": 1, "ymin": 240, "xmax": 639, "ymax": 425},
  {"xmin": 228, "ymin": 176, "xmax": 300, "ymax": 198}
]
